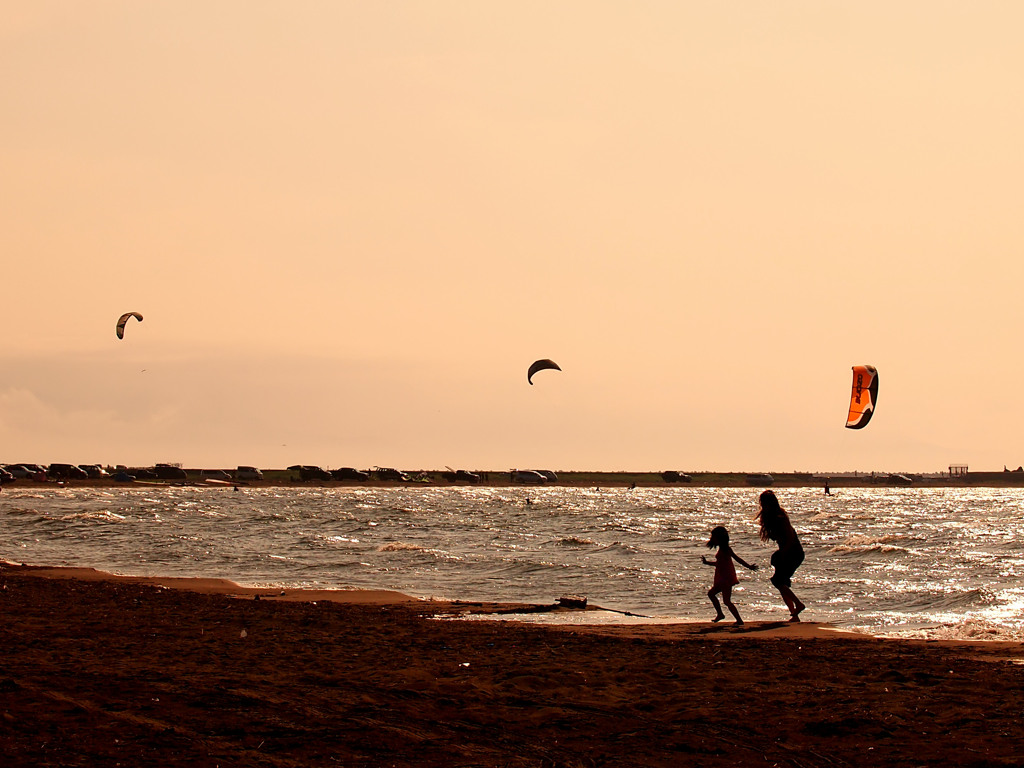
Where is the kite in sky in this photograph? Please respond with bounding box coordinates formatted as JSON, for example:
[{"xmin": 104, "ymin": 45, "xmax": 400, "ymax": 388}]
[
  {"xmin": 845, "ymin": 364, "xmax": 879, "ymax": 429},
  {"xmin": 527, "ymin": 359, "xmax": 561, "ymax": 385},
  {"xmin": 116, "ymin": 312, "xmax": 143, "ymax": 339}
]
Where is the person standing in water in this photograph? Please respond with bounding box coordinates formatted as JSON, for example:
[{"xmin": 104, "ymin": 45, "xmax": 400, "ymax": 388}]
[
  {"xmin": 701, "ymin": 526, "xmax": 758, "ymax": 625},
  {"xmin": 756, "ymin": 490, "xmax": 806, "ymax": 621}
]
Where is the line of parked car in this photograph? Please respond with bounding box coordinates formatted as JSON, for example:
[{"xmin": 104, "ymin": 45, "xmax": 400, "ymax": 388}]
[
  {"xmin": 287, "ymin": 466, "xmax": 428, "ymax": 482},
  {"xmin": 0, "ymin": 463, "xmax": 561, "ymax": 485},
  {"xmin": 287, "ymin": 467, "xmax": 558, "ymax": 484},
  {"xmin": 0, "ymin": 463, "xmax": 266, "ymax": 484},
  {"xmin": 0, "ymin": 463, "xmax": 117, "ymax": 482}
]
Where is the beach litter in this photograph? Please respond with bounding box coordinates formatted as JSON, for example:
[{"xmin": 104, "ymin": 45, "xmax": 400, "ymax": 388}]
[{"xmin": 557, "ymin": 595, "xmax": 588, "ymax": 609}]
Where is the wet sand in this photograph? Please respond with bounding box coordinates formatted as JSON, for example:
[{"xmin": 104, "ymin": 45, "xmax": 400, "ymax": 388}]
[{"xmin": 2, "ymin": 564, "xmax": 1023, "ymax": 767}]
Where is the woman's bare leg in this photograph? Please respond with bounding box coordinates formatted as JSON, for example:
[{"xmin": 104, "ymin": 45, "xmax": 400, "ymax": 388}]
[{"xmin": 778, "ymin": 585, "xmax": 805, "ymax": 621}]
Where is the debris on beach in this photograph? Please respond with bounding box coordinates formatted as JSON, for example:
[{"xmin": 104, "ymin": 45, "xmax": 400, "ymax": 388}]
[{"xmin": 557, "ymin": 595, "xmax": 588, "ymax": 609}]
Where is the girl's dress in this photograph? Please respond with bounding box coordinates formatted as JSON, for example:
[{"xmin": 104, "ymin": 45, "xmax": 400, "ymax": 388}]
[{"xmin": 712, "ymin": 547, "xmax": 739, "ymax": 590}]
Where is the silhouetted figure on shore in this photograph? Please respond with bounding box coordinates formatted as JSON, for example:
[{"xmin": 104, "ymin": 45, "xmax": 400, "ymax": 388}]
[
  {"xmin": 701, "ymin": 526, "xmax": 757, "ymax": 625},
  {"xmin": 756, "ymin": 490, "xmax": 806, "ymax": 622}
]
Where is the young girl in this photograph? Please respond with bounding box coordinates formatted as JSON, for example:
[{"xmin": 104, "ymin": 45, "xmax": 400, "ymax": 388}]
[{"xmin": 701, "ymin": 526, "xmax": 758, "ymax": 625}]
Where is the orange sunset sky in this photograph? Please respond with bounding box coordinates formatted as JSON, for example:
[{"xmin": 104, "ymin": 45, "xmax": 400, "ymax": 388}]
[{"xmin": 2, "ymin": 2, "xmax": 1023, "ymax": 473}]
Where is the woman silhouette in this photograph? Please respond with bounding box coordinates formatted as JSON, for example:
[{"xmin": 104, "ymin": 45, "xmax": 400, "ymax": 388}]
[{"xmin": 756, "ymin": 490, "xmax": 806, "ymax": 621}]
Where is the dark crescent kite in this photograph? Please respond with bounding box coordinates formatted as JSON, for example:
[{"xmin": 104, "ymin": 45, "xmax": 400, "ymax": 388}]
[
  {"xmin": 845, "ymin": 364, "xmax": 879, "ymax": 429},
  {"xmin": 528, "ymin": 359, "xmax": 561, "ymax": 385},
  {"xmin": 116, "ymin": 312, "xmax": 143, "ymax": 339}
]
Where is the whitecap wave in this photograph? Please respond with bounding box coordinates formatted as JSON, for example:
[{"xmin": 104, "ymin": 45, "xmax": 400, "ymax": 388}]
[
  {"xmin": 556, "ymin": 536, "xmax": 595, "ymax": 547},
  {"xmin": 378, "ymin": 542, "xmax": 426, "ymax": 552},
  {"xmin": 828, "ymin": 543, "xmax": 909, "ymax": 555},
  {"xmin": 884, "ymin": 618, "xmax": 1024, "ymax": 642},
  {"xmin": 60, "ymin": 511, "xmax": 127, "ymax": 523}
]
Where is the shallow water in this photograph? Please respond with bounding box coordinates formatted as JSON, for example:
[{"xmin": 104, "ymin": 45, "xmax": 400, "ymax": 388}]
[{"xmin": 3, "ymin": 485, "xmax": 1024, "ymax": 640}]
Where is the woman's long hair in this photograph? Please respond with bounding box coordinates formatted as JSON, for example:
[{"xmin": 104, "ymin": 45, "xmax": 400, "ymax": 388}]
[{"xmin": 756, "ymin": 490, "xmax": 788, "ymax": 543}]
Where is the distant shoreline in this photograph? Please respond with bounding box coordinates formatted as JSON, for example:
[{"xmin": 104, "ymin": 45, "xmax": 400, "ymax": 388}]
[{"xmin": 12, "ymin": 469, "xmax": 1024, "ymax": 489}]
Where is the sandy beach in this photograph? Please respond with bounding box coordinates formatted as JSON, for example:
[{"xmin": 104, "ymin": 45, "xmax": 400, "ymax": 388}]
[{"xmin": 2, "ymin": 564, "xmax": 1023, "ymax": 766}]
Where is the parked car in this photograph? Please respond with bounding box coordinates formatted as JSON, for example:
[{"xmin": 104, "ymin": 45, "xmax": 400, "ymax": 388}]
[
  {"xmin": 78, "ymin": 465, "xmax": 109, "ymax": 479},
  {"xmin": 235, "ymin": 466, "xmax": 264, "ymax": 481},
  {"xmin": 374, "ymin": 467, "xmax": 409, "ymax": 482},
  {"xmin": 4, "ymin": 465, "xmax": 36, "ymax": 479},
  {"xmin": 331, "ymin": 467, "xmax": 369, "ymax": 481},
  {"xmin": 511, "ymin": 469, "xmax": 547, "ymax": 484},
  {"xmin": 886, "ymin": 474, "xmax": 914, "ymax": 486},
  {"xmin": 0, "ymin": 468, "xmax": 14, "ymax": 484},
  {"xmin": 48, "ymin": 463, "xmax": 89, "ymax": 480},
  {"xmin": 288, "ymin": 465, "xmax": 332, "ymax": 481},
  {"xmin": 153, "ymin": 464, "xmax": 187, "ymax": 481},
  {"xmin": 113, "ymin": 471, "xmax": 135, "ymax": 482},
  {"xmin": 201, "ymin": 469, "xmax": 233, "ymax": 481},
  {"xmin": 28, "ymin": 467, "xmax": 48, "ymax": 481},
  {"xmin": 442, "ymin": 469, "xmax": 480, "ymax": 483}
]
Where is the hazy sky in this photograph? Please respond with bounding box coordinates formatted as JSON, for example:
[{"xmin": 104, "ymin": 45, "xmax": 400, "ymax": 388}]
[{"xmin": 3, "ymin": 2, "xmax": 1023, "ymax": 473}]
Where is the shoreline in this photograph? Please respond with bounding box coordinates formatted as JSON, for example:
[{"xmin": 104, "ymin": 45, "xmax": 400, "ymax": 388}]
[
  {"xmin": 11, "ymin": 470, "xmax": 1024, "ymax": 489},
  {"xmin": 4, "ymin": 561, "xmax": 1017, "ymax": 647},
  {"xmin": 1, "ymin": 562, "xmax": 863, "ymax": 640},
  {"xmin": 3, "ymin": 563, "xmax": 1024, "ymax": 766}
]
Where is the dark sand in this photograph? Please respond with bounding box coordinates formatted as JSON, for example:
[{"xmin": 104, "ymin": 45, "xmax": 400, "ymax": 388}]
[{"xmin": 2, "ymin": 564, "xmax": 1023, "ymax": 767}]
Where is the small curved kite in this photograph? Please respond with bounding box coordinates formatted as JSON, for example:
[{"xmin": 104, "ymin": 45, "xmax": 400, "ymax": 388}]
[
  {"xmin": 116, "ymin": 312, "xmax": 143, "ymax": 340},
  {"xmin": 528, "ymin": 358, "xmax": 561, "ymax": 385},
  {"xmin": 845, "ymin": 364, "xmax": 879, "ymax": 429}
]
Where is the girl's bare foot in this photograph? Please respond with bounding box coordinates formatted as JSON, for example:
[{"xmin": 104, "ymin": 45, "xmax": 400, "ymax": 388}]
[{"xmin": 712, "ymin": 614, "xmax": 725, "ymax": 623}]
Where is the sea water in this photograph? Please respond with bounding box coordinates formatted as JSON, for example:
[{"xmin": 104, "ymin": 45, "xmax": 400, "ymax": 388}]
[{"xmin": 3, "ymin": 485, "xmax": 1024, "ymax": 640}]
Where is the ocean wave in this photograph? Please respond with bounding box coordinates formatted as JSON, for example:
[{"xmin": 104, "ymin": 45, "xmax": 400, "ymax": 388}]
[
  {"xmin": 556, "ymin": 536, "xmax": 596, "ymax": 547},
  {"xmin": 896, "ymin": 587, "xmax": 994, "ymax": 612},
  {"xmin": 828, "ymin": 543, "xmax": 910, "ymax": 555},
  {"xmin": 323, "ymin": 535, "xmax": 361, "ymax": 545},
  {"xmin": 583, "ymin": 542, "xmax": 641, "ymax": 558},
  {"xmin": 839, "ymin": 533, "xmax": 905, "ymax": 547},
  {"xmin": 378, "ymin": 542, "xmax": 426, "ymax": 552},
  {"xmin": 60, "ymin": 511, "xmax": 127, "ymax": 523},
  {"xmin": 884, "ymin": 618, "xmax": 1024, "ymax": 642},
  {"xmin": 251, "ymin": 512, "xmax": 292, "ymax": 523},
  {"xmin": 6, "ymin": 506, "xmax": 45, "ymax": 517}
]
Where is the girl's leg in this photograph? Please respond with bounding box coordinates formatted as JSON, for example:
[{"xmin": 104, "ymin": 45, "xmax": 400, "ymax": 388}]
[
  {"xmin": 722, "ymin": 586, "xmax": 743, "ymax": 625},
  {"xmin": 707, "ymin": 588, "xmax": 725, "ymax": 621}
]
